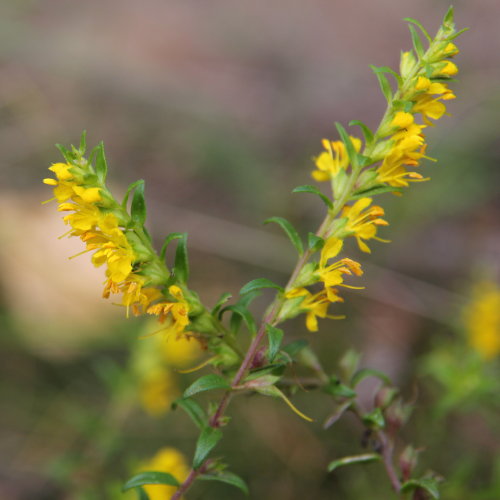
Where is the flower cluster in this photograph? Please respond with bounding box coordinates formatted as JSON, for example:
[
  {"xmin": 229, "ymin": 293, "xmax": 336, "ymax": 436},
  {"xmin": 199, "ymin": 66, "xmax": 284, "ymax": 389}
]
[
  {"xmin": 43, "ymin": 148, "xmax": 191, "ymax": 337},
  {"xmin": 281, "ymin": 13, "xmax": 461, "ymax": 333}
]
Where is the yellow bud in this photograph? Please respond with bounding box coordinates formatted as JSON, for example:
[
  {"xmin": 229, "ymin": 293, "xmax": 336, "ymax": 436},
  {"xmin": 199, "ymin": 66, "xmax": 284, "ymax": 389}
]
[{"xmin": 392, "ymin": 112, "xmax": 414, "ymax": 129}]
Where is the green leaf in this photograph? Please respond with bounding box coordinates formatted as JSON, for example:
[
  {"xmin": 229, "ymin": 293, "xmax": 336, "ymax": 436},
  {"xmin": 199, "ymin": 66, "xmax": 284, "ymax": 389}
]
[
  {"xmin": 401, "ymin": 478, "xmax": 440, "ymax": 499},
  {"xmin": 160, "ymin": 232, "xmax": 183, "ymax": 261},
  {"xmin": 174, "ymin": 233, "xmax": 189, "ymax": 283},
  {"xmin": 211, "ymin": 292, "xmax": 232, "ymax": 315},
  {"xmin": 351, "ymin": 184, "xmax": 403, "ymax": 199},
  {"xmin": 324, "ymin": 377, "xmax": 357, "ymax": 399},
  {"xmin": 183, "ymin": 374, "xmax": 230, "ymax": 399},
  {"xmin": 122, "ymin": 472, "xmax": 180, "ymax": 491},
  {"xmin": 362, "ymin": 408, "xmax": 385, "ymax": 429},
  {"xmin": 292, "ymin": 185, "xmax": 333, "ymax": 210},
  {"xmin": 442, "ymin": 6, "xmax": 454, "ymax": 28},
  {"xmin": 55, "ymin": 143, "xmax": 77, "ymax": 163},
  {"xmin": 79, "ymin": 130, "xmax": 87, "ymax": 153},
  {"xmin": 265, "ymin": 324, "xmax": 284, "ymax": 362},
  {"xmin": 335, "ymin": 122, "xmax": 359, "ymax": 167},
  {"xmin": 327, "ymin": 453, "xmax": 381, "ymax": 473},
  {"xmin": 351, "ymin": 368, "xmax": 392, "ymax": 388},
  {"xmin": 282, "ymin": 339, "xmax": 308, "ymax": 358},
  {"xmin": 308, "ymin": 233, "xmax": 324, "ymax": 252},
  {"xmin": 263, "ymin": 216, "xmax": 304, "ymax": 256},
  {"xmin": 94, "ymin": 142, "xmax": 108, "ymax": 184},
  {"xmin": 403, "ymin": 17, "xmax": 432, "ymax": 42},
  {"xmin": 449, "ymin": 27, "xmax": 469, "ymax": 41},
  {"xmin": 370, "ymin": 66, "xmax": 393, "ymax": 104},
  {"xmin": 224, "ymin": 304, "xmax": 257, "ymax": 335},
  {"xmin": 240, "ymin": 278, "xmax": 284, "ymax": 296},
  {"xmin": 121, "ymin": 179, "xmax": 143, "ymax": 209},
  {"xmin": 193, "ymin": 426, "xmax": 223, "ymax": 469},
  {"xmin": 199, "ymin": 471, "xmax": 249, "ymax": 496},
  {"xmin": 131, "ymin": 180, "xmax": 147, "ymax": 226},
  {"xmin": 348, "ymin": 120, "xmax": 374, "ymax": 145},
  {"xmin": 172, "ymin": 397, "xmax": 207, "ymax": 429},
  {"xmin": 408, "ymin": 24, "xmax": 425, "ymax": 58}
]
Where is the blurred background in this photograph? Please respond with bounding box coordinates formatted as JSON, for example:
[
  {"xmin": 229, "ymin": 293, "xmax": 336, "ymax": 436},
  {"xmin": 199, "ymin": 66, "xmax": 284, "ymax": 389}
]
[{"xmin": 1, "ymin": 0, "xmax": 499, "ymax": 499}]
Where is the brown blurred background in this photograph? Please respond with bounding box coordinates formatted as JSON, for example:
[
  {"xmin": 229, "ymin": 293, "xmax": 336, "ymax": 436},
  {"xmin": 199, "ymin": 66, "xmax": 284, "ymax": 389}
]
[{"xmin": 1, "ymin": 1, "xmax": 499, "ymax": 499}]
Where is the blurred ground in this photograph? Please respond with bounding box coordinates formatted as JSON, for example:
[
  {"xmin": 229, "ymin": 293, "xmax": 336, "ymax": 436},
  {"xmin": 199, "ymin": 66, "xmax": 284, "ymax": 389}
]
[{"xmin": 1, "ymin": 1, "xmax": 499, "ymax": 499}]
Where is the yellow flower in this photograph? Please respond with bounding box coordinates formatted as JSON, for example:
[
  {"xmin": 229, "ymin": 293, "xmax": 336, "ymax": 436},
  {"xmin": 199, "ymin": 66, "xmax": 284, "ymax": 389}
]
[
  {"xmin": 392, "ymin": 111, "xmax": 414, "ymax": 129},
  {"xmin": 147, "ymin": 285, "xmax": 190, "ymax": 335},
  {"xmin": 139, "ymin": 368, "xmax": 180, "ymax": 417},
  {"xmin": 376, "ymin": 122, "xmax": 428, "ymax": 187},
  {"xmin": 340, "ymin": 198, "xmax": 389, "ymax": 253},
  {"xmin": 140, "ymin": 447, "xmax": 189, "ymax": 500},
  {"xmin": 312, "ymin": 137, "xmax": 362, "ymax": 181},
  {"xmin": 285, "ymin": 288, "xmax": 333, "ymax": 332},
  {"xmin": 464, "ymin": 281, "xmax": 500, "ymax": 360}
]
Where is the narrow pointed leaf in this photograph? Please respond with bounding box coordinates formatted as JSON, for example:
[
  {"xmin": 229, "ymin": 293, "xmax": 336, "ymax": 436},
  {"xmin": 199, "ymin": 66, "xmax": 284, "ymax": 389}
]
[
  {"xmin": 403, "ymin": 17, "xmax": 432, "ymax": 42},
  {"xmin": 131, "ymin": 180, "xmax": 147, "ymax": 226},
  {"xmin": 199, "ymin": 471, "xmax": 249, "ymax": 496},
  {"xmin": 174, "ymin": 233, "xmax": 189, "ymax": 282},
  {"xmin": 183, "ymin": 374, "xmax": 231, "ymax": 399},
  {"xmin": 193, "ymin": 427, "xmax": 223, "ymax": 469},
  {"xmin": 211, "ymin": 292, "xmax": 232, "ymax": 315},
  {"xmin": 94, "ymin": 142, "xmax": 108, "ymax": 183},
  {"xmin": 264, "ymin": 216, "xmax": 304, "ymax": 255},
  {"xmin": 122, "ymin": 472, "xmax": 180, "ymax": 491},
  {"xmin": 240, "ymin": 278, "xmax": 284, "ymax": 296},
  {"xmin": 292, "ymin": 185, "xmax": 333, "ymax": 210},
  {"xmin": 327, "ymin": 453, "xmax": 381, "ymax": 473},
  {"xmin": 348, "ymin": 120, "xmax": 374, "ymax": 145},
  {"xmin": 265, "ymin": 324, "xmax": 284, "ymax": 362},
  {"xmin": 79, "ymin": 130, "xmax": 87, "ymax": 153},
  {"xmin": 160, "ymin": 232, "xmax": 183, "ymax": 260},
  {"xmin": 370, "ymin": 66, "xmax": 393, "ymax": 104},
  {"xmin": 225, "ymin": 304, "xmax": 257, "ymax": 335},
  {"xmin": 56, "ymin": 144, "xmax": 76, "ymax": 163},
  {"xmin": 121, "ymin": 179, "xmax": 143, "ymax": 209},
  {"xmin": 172, "ymin": 397, "xmax": 207, "ymax": 429},
  {"xmin": 351, "ymin": 185, "xmax": 403, "ymax": 199},
  {"xmin": 335, "ymin": 122, "xmax": 359, "ymax": 167},
  {"xmin": 408, "ymin": 24, "xmax": 425, "ymax": 58}
]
